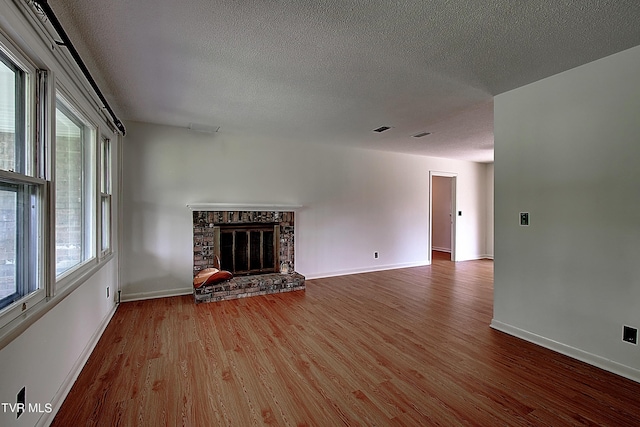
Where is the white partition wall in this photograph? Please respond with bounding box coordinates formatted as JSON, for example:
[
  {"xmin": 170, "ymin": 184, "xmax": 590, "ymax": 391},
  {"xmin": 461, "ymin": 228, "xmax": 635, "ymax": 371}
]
[{"xmin": 493, "ymin": 45, "xmax": 640, "ymax": 381}]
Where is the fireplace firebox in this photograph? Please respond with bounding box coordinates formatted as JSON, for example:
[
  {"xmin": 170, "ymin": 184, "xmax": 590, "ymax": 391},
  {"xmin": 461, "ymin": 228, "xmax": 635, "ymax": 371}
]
[{"xmin": 216, "ymin": 223, "xmax": 279, "ymax": 275}]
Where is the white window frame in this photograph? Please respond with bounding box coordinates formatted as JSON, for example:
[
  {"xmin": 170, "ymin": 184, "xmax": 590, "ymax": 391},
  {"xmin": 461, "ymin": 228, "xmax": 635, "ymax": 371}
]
[
  {"xmin": 99, "ymin": 135, "xmax": 112, "ymax": 257},
  {"xmin": 53, "ymin": 89, "xmax": 97, "ymax": 289},
  {"xmin": 0, "ymin": 33, "xmax": 46, "ymax": 330},
  {"xmin": 0, "ymin": 4, "xmax": 122, "ymax": 348}
]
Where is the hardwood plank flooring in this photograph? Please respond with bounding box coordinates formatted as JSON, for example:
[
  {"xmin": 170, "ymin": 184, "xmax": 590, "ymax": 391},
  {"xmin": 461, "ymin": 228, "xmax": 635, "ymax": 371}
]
[{"xmin": 53, "ymin": 254, "xmax": 640, "ymax": 426}]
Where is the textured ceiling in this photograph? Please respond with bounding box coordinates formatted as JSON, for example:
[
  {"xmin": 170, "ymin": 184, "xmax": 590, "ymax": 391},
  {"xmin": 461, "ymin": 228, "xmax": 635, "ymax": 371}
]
[{"xmin": 48, "ymin": 0, "xmax": 640, "ymax": 163}]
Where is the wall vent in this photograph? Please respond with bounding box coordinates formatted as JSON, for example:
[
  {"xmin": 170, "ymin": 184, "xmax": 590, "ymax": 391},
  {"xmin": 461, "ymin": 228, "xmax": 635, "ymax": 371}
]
[
  {"xmin": 373, "ymin": 126, "xmax": 392, "ymax": 133},
  {"xmin": 412, "ymin": 131, "xmax": 431, "ymax": 138}
]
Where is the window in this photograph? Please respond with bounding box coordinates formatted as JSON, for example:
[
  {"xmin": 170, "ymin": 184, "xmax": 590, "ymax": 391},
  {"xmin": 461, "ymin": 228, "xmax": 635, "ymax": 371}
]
[
  {"xmin": 100, "ymin": 136, "xmax": 112, "ymax": 254},
  {"xmin": 0, "ymin": 182, "xmax": 40, "ymax": 310},
  {"xmin": 55, "ymin": 97, "xmax": 95, "ymax": 277},
  {"xmin": 0, "ymin": 47, "xmax": 43, "ymax": 314},
  {"xmin": 0, "ymin": 53, "xmax": 25, "ymax": 173},
  {"xmin": 0, "ymin": 13, "xmax": 121, "ymax": 339}
]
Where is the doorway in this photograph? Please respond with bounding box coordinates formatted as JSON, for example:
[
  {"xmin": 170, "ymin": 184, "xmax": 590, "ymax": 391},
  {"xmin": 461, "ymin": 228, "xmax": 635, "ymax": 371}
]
[{"xmin": 429, "ymin": 171, "xmax": 456, "ymax": 262}]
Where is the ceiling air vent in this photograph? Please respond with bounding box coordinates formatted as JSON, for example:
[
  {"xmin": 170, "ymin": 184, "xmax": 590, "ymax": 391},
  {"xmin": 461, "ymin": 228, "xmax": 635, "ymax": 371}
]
[
  {"xmin": 188, "ymin": 123, "xmax": 220, "ymax": 134},
  {"xmin": 412, "ymin": 131, "xmax": 431, "ymax": 138},
  {"xmin": 373, "ymin": 126, "xmax": 392, "ymax": 133}
]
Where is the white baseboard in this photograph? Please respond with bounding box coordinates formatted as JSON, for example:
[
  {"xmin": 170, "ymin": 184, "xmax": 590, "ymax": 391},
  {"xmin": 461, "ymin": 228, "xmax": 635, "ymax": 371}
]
[
  {"xmin": 432, "ymin": 247, "xmax": 451, "ymax": 253},
  {"xmin": 304, "ymin": 261, "xmax": 429, "ymax": 280},
  {"xmin": 490, "ymin": 319, "xmax": 640, "ymax": 384},
  {"xmin": 37, "ymin": 304, "xmax": 118, "ymax": 427},
  {"xmin": 455, "ymin": 254, "xmax": 494, "ymax": 261},
  {"xmin": 120, "ymin": 287, "xmax": 193, "ymax": 302}
]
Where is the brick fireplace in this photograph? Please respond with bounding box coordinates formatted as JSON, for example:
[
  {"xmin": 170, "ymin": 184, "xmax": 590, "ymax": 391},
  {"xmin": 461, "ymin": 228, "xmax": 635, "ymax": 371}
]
[{"xmin": 189, "ymin": 205, "xmax": 305, "ymax": 303}]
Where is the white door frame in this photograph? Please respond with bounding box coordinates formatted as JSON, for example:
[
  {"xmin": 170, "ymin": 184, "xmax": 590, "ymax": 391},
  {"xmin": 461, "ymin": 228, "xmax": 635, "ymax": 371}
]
[{"xmin": 429, "ymin": 171, "xmax": 457, "ymax": 263}]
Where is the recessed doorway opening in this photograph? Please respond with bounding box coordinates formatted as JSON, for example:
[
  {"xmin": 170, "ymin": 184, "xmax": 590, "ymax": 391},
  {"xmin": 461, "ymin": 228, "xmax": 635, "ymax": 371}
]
[{"xmin": 429, "ymin": 171, "xmax": 457, "ymax": 263}]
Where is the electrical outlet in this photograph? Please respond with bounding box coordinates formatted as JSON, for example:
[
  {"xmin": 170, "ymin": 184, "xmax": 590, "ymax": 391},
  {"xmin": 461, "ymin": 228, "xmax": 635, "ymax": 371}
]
[
  {"xmin": 374, "ymin": 251, "xmax": 379, "ymax": 259},
  {"xmin": 520, "ymin": 212, "xmax": 530, "ymax": 226},
  {"xmin": 623, "ymin": 326, "xmax": 638, "ymax": 344},
  {"xmin": 106, "ymin": 286, "xmax": 110, "ymax": 299}
]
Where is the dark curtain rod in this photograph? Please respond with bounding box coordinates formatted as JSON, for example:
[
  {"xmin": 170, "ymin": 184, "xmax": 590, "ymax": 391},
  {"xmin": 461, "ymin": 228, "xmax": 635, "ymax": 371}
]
[{"xmin": 31, "ymin": 0, "xmax": 126, "ymax": 135}]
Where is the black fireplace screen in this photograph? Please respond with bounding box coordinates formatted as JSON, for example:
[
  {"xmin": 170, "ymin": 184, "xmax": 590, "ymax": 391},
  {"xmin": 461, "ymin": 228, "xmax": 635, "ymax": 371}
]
[{"xmin": 218, "ymin": 224, "xmax": 278, "ymax": 275}]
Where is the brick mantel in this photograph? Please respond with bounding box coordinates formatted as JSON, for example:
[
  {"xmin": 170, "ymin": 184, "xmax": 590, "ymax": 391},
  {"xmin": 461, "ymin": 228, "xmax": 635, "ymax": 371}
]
[{"xmin": 192, "ymin": 209, "xmax": 296, "ymax": 276}]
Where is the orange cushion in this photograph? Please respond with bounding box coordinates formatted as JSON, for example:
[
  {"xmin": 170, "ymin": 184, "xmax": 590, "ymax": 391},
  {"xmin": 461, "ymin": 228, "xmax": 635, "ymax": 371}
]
[
  {"xmin": 193, "ymin": 268, "xmax": 233, "ymax": 289},
  {"xmin": 193, "ymin": 268, "xmax": 219, "ymax": 288}
]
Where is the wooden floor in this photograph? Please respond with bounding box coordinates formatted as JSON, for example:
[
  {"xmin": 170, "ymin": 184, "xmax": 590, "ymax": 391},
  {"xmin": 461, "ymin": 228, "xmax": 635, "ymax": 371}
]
[{"xmin": 53, "ymin": 252, "xmax": 640, "ymax": 426}]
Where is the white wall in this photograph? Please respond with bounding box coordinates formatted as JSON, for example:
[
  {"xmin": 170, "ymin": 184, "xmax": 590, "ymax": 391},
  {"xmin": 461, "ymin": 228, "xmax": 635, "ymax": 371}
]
[
  {"xmin": 493, "ymin": 45, "xmax": 640, "ymax": 381},
  {"xmin": 0, "ymin": 262, "xmax": 118, "ymax": 426},
  {"xmin": 121, "ymin": 121, "xmax": 490, "ymax": 299},
  {"xmin": 485, "ymin": 163, "xmax": 494, "ymax": 258},
  {"xmin": 432, "ymin": 176, "xmax": 452, "ymax": 252}
]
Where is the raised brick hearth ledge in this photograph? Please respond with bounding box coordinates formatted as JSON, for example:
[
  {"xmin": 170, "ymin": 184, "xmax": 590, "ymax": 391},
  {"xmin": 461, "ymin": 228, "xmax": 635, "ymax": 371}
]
[{"xmin": 194, "ymin": 272, "xmax": 305, "ymax": 304}]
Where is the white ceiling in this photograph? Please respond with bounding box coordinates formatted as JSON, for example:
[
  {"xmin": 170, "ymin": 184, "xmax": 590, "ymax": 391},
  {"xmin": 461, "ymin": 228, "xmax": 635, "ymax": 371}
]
[{"xmin": 49, "ymin": 0, "xmax": 640, "ymax": 163}]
